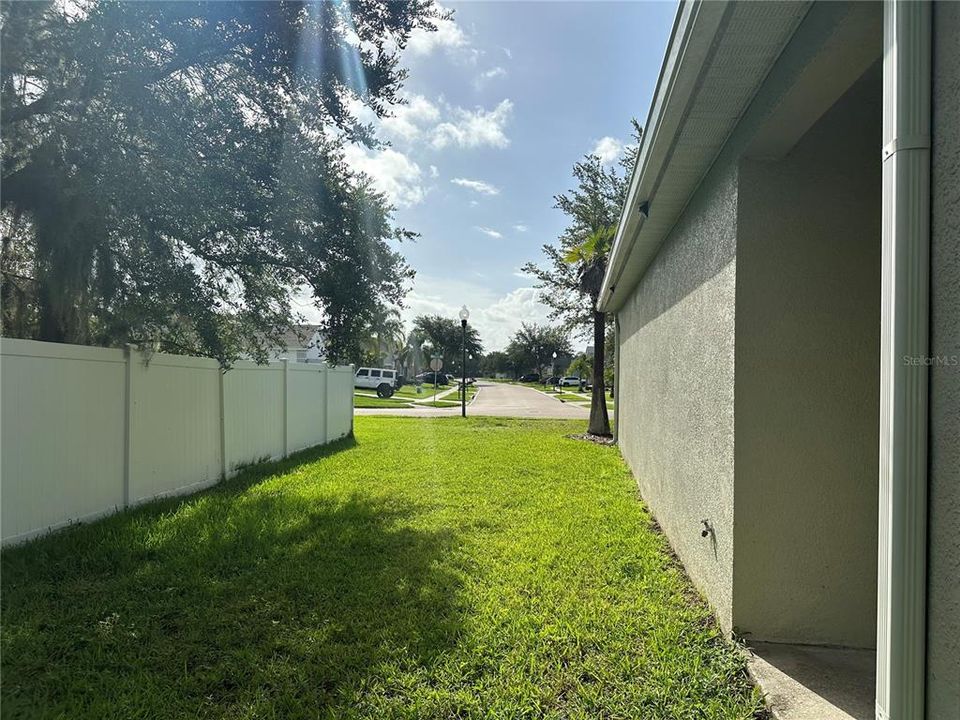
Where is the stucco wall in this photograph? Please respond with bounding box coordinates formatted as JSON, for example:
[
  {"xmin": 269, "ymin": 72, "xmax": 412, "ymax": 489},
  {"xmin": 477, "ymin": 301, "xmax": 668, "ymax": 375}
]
[
  {"xmin": 927, "ymin": 3, "xmax": 960, "ymax": 716},
  {"xmin": 611, "ymin": 2, "xmax": 874, "ymax": 635},
  {"xmin": 616, "ymin": 163, "xmax": 739, "ymax": 632},
  {"xmin": 733, "ymin": 67, "xmax": 882, "ymax": 648}
]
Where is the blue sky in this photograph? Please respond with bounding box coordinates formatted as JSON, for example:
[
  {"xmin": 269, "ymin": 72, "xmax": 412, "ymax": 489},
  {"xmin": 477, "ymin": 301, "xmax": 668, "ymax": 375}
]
[{"xmin": 305, "ymin": 1, "xmax": 676, "ymax": 351}]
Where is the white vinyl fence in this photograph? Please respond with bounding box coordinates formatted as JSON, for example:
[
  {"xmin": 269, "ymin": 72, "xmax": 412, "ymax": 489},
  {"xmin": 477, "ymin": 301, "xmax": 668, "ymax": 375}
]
[{"xmin": 0, "ymin": 338, "xmax": 354, "ymax": 545}]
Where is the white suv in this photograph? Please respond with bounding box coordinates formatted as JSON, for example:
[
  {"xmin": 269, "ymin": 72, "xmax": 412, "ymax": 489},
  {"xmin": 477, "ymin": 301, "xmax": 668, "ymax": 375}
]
[
  {"xmin": 355, "ymin": 367, "xmax": 399, "ymax": 398},
  {"xmin": 560, "ymin": 376, "xmax": 582, "ymax": 388}
]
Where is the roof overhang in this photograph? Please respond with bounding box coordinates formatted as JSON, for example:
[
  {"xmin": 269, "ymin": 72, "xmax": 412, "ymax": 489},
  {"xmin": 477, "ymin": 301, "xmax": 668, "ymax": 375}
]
[{"xmin": 599, "ymin": 0, "xmax": 812, "ymax": 313}]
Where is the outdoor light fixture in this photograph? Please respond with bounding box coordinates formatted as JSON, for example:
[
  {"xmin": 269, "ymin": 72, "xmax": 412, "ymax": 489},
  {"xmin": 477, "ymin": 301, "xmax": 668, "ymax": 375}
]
[{"xmin": 459, "ymin": 306, "xmax": 469, "ymax": 417}]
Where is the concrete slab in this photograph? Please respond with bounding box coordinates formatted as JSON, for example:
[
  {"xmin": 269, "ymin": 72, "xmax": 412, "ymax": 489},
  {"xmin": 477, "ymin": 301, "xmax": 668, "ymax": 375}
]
[{"xmin": 747, "ymin": 642, "xmax": 875, "ymax": 720}]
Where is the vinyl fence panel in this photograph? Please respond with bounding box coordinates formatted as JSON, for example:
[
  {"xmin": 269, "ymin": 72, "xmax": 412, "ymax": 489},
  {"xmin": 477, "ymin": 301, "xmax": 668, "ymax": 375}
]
[
  {"xmin": 326, "ymin": 367, "xmax": 355, "ymax": 441},
  {"xmin": 287, "ymin": 363, "xmax": 328, "ymax": 454},
  {"xmin": 1, "ymin": 340, "xmax": 126, "ymax": 542},
  {"xmin": 0, "ymin": 338, "xmax": 354, "ymax": 545},
  {"xmin": 128, "ymin": 353, "xmax": 222, "ymax": 504},
  {"xmin": 223, "ymin": 362, "xmax": 285, "ymax": 471}
]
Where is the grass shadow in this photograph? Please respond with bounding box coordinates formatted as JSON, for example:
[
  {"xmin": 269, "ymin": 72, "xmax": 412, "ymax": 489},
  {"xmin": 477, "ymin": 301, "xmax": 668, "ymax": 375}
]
[{"xmin": 1, "ymin": 437, "xmax": 463, "ymax": 718}]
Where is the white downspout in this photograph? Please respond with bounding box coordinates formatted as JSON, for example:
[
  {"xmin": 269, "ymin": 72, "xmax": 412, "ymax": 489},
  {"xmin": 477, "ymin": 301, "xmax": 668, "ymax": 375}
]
[{"xmin": 876, "ymin": 2, "xmax": 931, "ymax": 719}]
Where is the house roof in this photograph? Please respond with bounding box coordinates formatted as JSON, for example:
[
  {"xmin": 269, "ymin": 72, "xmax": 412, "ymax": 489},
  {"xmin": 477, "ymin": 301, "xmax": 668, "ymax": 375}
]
[
  {"xmin": 281, "ymin": 324, "xmax": 322, "ymax": 349},
  {"xmin": 598, "ymin": 0, "xmax": 811, "ymax": 312}
]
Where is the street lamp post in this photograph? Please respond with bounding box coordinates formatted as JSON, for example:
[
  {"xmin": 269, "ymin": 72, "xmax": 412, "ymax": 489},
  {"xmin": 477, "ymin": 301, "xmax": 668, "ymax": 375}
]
[
  {"xmin": 552, "ymin": 351, "xmax": 558, "ymax": 390},
  {"xmin": 459, "ymin": 305, "xmax": 469, "ymax": 417}
]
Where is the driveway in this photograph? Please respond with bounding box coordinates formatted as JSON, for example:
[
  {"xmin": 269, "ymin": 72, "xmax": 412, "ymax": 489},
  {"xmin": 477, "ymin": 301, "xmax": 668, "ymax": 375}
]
[{"xmin": 355, "ymin": 381, "xmax": 589, "ymax": 419}]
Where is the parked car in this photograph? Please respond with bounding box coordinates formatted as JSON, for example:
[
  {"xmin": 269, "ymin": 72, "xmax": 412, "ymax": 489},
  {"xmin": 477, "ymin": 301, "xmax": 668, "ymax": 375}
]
[
  {"xmin": 560, "ymin": 376, "xmax": 581, "ymax": 388},
  {"xmin": 416, "ymin": 371, "xmax": 449, "ymax": 386},
  {"xmin": 541, "ymin": 376, "xmax": 560, "ymax": 386},
  {"xmin": 519, "ymin": 373, "xmax": 540, "ymax": 383},
  {"xmin": 355, "ymin": 367, "xmax": 399, "ymax": 398}
]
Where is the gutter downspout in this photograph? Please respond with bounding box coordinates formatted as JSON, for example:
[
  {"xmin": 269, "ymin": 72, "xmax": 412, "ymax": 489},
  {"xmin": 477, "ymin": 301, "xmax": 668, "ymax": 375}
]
[{"xmin": 876, "ymin": 2, "xmax": 931, "ymax": 719}]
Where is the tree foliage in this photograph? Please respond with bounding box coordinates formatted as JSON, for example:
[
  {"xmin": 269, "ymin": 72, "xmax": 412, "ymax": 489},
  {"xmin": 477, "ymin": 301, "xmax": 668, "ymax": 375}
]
[
  {"xmin": 410, "ymin": 314, "xmax": 482, "ymax": 370},
  {"xmin": 1, "ymin": 0, "xmax": 443, "ymax": 364},
  {"xmin": 521, "ymin": 120, "xmax": 641, "ymax": 435},
  {"xmin": 479, "ymin": 350, "xmax": 510, "ymax": 377},
  {"xmin": 357, "ymin": 304, "xmax": 405, "ymax": 368},
  {"xmin": 566, "ymin": 353, "xmax": 592, "ymax": 380},
  {"xmin": 504, "ymin": 322, "xmax": 571, "ymax": 378},
  {"xmin": 521, "ymin": 121, "xmax": 640, "ymax": 334}
]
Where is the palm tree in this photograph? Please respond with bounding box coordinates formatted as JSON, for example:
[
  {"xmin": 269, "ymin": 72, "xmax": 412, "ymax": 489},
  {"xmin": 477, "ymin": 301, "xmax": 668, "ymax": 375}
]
[
  {"xmin": 394, "ymin": 331, "xmax": 423, "ymax": 379},
  {"xmin": 565, "ymin": 225, "xmax": 616, "ymax": 437},
  {"xmin": 362, "ymin": 306, "xmax": 405, "ymax": 367}
]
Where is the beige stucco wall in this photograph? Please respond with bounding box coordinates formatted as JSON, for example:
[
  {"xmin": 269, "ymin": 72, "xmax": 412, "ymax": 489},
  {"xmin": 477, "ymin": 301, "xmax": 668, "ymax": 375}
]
[
  {"xmin": 927, "ymin": 3, "xmax": 960, "ymax": 716},
  {"xmin": 612, "ymin": 2, "xmax": 881, "ymax": 636},
  {"xmin": 733, "ymin": 67, "xmax": 881, "ymax": 648},
  {"xmin": 616, "ymin": 163, "xmax": 739, "ymax": 632}
]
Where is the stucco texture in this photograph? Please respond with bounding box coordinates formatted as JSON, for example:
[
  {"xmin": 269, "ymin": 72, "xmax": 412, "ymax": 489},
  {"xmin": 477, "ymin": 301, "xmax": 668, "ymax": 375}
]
[
  {"xmin": 617, "ymin": 163, "xmax": 739, "ymax": 632},
  {"xmin": 927, "ymin": 3, "xmax": 960, "ymax": 717},
  {"xmin": 733, "ymin": 66, "xmax": 882, "ymax": 648}
]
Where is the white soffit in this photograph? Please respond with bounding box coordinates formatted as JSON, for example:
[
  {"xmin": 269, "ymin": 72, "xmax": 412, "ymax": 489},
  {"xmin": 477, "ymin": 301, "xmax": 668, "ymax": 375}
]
[{"xmin": 600, "ymin": 0, "xmax": 811, "ymax": 313}]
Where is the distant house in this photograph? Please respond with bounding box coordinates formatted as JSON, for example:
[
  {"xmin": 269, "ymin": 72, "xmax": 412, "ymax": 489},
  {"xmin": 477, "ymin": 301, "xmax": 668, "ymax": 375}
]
[
  {"xmin": 267, "ymin": 325, "xmax": 325, "ymax": 363},
  {"xmin": 602, "ymin": 2, "xmax": 957, "ymax": 719}
]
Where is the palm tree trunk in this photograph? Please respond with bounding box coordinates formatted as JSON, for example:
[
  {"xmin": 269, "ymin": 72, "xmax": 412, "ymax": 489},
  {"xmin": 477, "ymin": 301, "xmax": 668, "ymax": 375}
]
[{"xmin": 588, "ymin": 309, "xmax": 610, "ymax": 436}]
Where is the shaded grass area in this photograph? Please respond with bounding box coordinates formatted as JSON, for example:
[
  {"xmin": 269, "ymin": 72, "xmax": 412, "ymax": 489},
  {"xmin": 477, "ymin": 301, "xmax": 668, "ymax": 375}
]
[{"xmin": 2, "ymin": 418, "xmax": 761, "ymax": 719}]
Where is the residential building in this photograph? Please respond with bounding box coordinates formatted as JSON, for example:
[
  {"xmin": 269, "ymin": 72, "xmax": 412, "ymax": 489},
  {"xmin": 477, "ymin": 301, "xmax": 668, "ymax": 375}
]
[
  {"xmin": 601, "ymin": 2, "xmax": 957, "ymax": 719},
  {"xmin": 268, "ymin": 324, "xmax": 325, "ymax": 363}
]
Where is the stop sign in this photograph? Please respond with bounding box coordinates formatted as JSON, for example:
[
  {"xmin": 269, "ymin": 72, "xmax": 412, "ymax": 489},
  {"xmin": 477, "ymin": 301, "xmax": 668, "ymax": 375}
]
[{"xmin": 430, "ymin": 357, "xmax": 443, "ymax": 371}]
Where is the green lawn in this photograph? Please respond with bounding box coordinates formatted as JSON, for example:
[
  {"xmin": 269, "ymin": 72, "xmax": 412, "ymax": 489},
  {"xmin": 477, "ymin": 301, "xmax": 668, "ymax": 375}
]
[
  {"xmin": 554, "ymin": 392, "xmax": 588, "ymax": 402},
  {"xmin": 392, "ymin": 384, "xmax": 445, "ymax": 400},
  {"xmin": 551, "ymin": 392, "xmax": 615, "ymax": 411},
  {"xmin": 368, "ymin": 383, "xmax": 478, "ymax": 408},
  {"xmin": 1, "ymin": 417, "xmax": 761, "ymax": 719},
  {"xmin": 353, "ymin": 395, "xmax": 415, "ymax": 409}
]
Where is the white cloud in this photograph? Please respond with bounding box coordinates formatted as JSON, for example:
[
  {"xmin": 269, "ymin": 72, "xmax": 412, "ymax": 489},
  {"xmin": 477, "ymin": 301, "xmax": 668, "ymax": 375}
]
[
  {"xmin": 401, "ymin": 277, "xmax": 552, "ymax": 351},
  {"xmin": 380, "ymin": 94, "xmax": 441, "ymax": 143},
  {"xmin": 342, "ymin": 145, "xmax": 425, "ymax": 207},
  {"xmin": 348, "ymin": 94, "xmax": 512, "ymax": 153},
  {"xmin": 591, "ymin": 136, "xmax": 624, "ymax": 165},
  {"xmin": 451, "ymin": 177, "xmax": 500, "ymax": 195},
  {"xmin": 512, "ymin": 224, "xmax": 528, "ymax": 232},
  {"xmin": 475, "ymin": 66, "xmax": 507, "ymax": 88},
  {"xmin": 406, "ymin": 10, "xmax": 468, "ymax": 56},
  {"xmin": 475, "ymin": 226, "xmax": 503, "ymax": 239},
  {"xmin": 431, "ymin": 99, "xmax": 513, "ymax": 150},
  {"xmin": 429, "ymin": 165, "xmax": 439, "ymax": 178}
]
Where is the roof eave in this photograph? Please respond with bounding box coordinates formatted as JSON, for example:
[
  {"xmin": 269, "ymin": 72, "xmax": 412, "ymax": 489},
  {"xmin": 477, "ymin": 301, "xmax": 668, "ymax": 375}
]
[
  {"xmin": 599, "ymin": 0, "xmax": 811, "ymax": 314},
  {"xmin": 599, "ymin": 0, "xmax": 730, "ymax": 312}
]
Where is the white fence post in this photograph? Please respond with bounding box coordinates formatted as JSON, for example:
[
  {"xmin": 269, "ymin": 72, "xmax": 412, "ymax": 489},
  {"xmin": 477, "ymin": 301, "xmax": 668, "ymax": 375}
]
[
  {"xmin": 323, "ymin": 364, "xmax": 331, "ymax": 444},
  {"xmin": 123, "ymin": 344, "xmax": 135, "ymax": 508},
  {"xmin": 282, "ymin": 359, "xmax": 290, "ymax": 457},
  {"xmin": 219, "ymin": 368, "xmax": 227, "ymax": 479}
]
